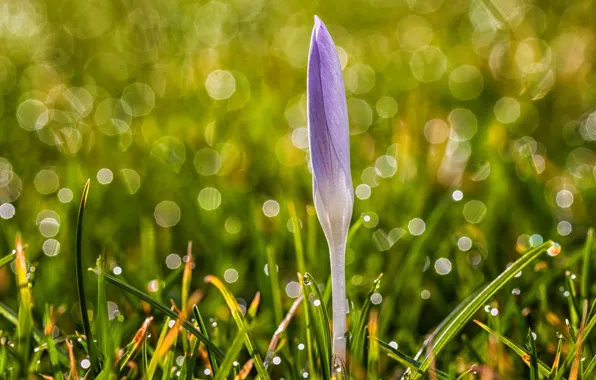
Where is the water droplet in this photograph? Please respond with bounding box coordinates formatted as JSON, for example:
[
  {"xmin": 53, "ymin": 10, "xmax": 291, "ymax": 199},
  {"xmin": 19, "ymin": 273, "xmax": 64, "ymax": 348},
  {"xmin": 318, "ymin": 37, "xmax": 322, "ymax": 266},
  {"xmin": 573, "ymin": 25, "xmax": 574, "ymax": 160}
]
[
  {"xmin": 452, "ymin": 190, "xmax": 463, "ymax": 201},
  {"xmin": 224, "ymin": 268, "xmax": 238, "ymax": 283},
  {"xmin": 435, "ymin": 258, "xmax": 452, "ymax": 275},
  {"xmin": 408, "ymin": 218, "xmax": 425, "ymax": 235},
  {"xmin": 370, "ymin": 292, "xmax": 382, "ymax": 305},
  {"xmin": 557, "ymin": 221, "xmax": 572, "ymax": 236},
  {"xmin": 547, "ymin": 242, "xmax": 561, "ymax": 256}
]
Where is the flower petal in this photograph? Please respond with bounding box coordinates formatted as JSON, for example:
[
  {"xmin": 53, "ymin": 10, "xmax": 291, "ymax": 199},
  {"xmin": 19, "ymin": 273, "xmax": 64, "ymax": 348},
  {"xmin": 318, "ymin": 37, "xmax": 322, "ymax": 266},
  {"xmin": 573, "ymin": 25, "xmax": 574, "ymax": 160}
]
[{"xmin": 307, "ymin": 16, "xmax": 353, "ymax": 246}]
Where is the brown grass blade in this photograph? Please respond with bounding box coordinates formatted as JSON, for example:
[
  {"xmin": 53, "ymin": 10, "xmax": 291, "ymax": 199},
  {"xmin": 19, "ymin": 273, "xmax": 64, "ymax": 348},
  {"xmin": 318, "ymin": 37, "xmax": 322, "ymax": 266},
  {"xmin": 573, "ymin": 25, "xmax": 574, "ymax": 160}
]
[
  {"xmin": 570, "ymin": 300, "xmax": 588, "ymax": 380},
  {"xmin": 264, "ymin": 294, "xmax": 303, "ymax": 368},
  {"xmin": 65, "ymin": 338, "xmax": 79, "ymax": 380}
]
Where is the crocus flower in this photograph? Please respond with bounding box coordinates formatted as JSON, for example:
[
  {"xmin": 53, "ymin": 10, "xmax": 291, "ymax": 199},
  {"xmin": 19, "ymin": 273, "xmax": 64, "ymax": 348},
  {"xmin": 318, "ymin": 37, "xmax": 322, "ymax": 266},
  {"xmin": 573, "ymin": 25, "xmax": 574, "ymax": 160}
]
[{"xmin": 307, "ymin": 15, "xmax": 354, "ymax": 367}]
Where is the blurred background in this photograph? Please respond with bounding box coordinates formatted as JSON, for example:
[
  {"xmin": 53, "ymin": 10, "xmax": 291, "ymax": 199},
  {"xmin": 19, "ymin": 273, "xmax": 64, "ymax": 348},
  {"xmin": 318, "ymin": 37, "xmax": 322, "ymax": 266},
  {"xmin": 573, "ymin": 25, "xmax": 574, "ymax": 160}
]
[{"xmin": 1, "ymin": 0, "xmax": 596, "ymax": 375}]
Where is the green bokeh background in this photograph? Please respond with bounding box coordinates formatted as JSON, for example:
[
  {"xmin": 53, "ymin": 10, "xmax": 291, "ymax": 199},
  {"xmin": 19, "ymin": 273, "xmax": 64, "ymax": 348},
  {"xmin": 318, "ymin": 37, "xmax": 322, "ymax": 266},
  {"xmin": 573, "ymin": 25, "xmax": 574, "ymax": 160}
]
[{"xmin": 1, "ymin": 0, "xmax": 596, "ymax": 376}]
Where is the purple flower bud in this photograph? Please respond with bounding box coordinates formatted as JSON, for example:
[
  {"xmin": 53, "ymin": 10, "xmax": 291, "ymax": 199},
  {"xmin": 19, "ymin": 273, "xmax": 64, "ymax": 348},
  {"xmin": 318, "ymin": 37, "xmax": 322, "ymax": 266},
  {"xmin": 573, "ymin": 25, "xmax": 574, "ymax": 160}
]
[
  {"xmin": 307, "ymin": 15, "xmax": 353, "ymax": 368},
  {"xmin": 307, "ymin": 16, "xmax": 354, "ymax": 249}
]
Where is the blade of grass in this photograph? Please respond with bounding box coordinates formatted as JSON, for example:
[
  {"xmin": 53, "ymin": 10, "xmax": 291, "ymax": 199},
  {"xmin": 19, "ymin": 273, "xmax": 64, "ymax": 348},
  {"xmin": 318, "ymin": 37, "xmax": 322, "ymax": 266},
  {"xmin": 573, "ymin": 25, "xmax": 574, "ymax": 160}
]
[
  {"xmin": 96, "ymin": 255, "xmax": 111, "ymax": 373},
  {"xmin": 581, "ymin": 228, "xmax": 594, "ymax": 300},
  {"xmin": 43, "ymin": 305, "xmax": 64, "ymax": 380},
  {"xmin": 181, "ymin": 242, "xmax": 193, "ymax": 357},
  {"xmin": 584, "ymin": 354, "xmax": 596, "ymax": 379},
  {"xmin": 193, "ymin": 304, "xmax": 219, "ymax": 375},
  {"xmin": 236, "ymin": 359, "xmax": 254, "ymax": 379},
  {"xmin": 0, "ymin": 301, "xmax": 69, "ymax": 367},
  {"xmin": 246, "ymin": 292, "xmax": 261, "ymax": 323},
  {"xmin": 474, "ymin": 320, "xmax": 551, "ymax": 377},
  {"xmin": 300, "ymin": 273, "xmax": 331, "ymax": 379},
  {"xmin": 570, "ymin": 300, "xmax": 588, "ymax": 380},
  {"xmin": 351, "ymin": 273, "xmax": 383, "ymax": 369},
  {"xmin": 118, "ymin": 316, "xmax": 153, "ymax": 371},
  {"xmin": 367, "ymin": 309, "xmax": 380, "ymax": 380},
  {"xmin": 147, "ymin": 316, "xmax": 173, "ymax": 378},
  {"xmin": 204, "ymin": 275, "xmax": 269, "ymax": 379},
  {"xmin": 381, "ymin": 199, "xmax": 449, "ymax": 336},
  {"xmin": 65, "ymin": 338, "xmax": 79, "ymax": 380},
  {"xmin": 527, "ymin": 329, "xmax": 539, "ymax": 380},
  {"xmin": 307, "ymin": 205, "xmax": 317, "ymax": 263},
  {"xmin": 0, "ymin": 343, "xmax": 6, "ymax": 377},
  {"xmin": 181, "ymin": 334, "xmax": 199, "ymax": 380},
  {"xmin": 182, "ymin": 242, "xmax": 193, "ymax": 314},
  {"xmin": 14, "ymin": 233, "xmax": 32, "ymax": 379},
  {"xmin": 0, "ymin": 251, "xmax": 15, "ymax": 269},
  {"xmin": 74, "ymin": 179, "xmax": 100, "ymax": 376},
  {"xmin": 304, "ymin": 273, "xmax": 331, "ymax": 357},
  {"xmin": 549, "ymin": 337, "xmax": 562, "ymax": 380},
  {"xmin": 265, "ymin": 294, "xmax": 303, "ymax": 368},
  {"xmin": 346, "ymin": 217, "xmax": 363, "ymax": 247},
  {"xmin": 288, "ymin": 203, "xmax": 315, "ymax": 377},
  {"xmin": 288, "ymin": 201, "xmax": 306, "ymax": 274},
  {"xmin": 411, "ymin": 241, "xmax": 553, "ymax": 379},
  {"xmin": 90, "ymin": 268, "xmax": 224, "ymax": 359},
  {"xmin": 215, "ymin": 331, "xmax": 245, "ymax": 380},
  {"xmin": 377, "ymin": 339, "xmax": 451, "ymax": 380},
  {"xmin": 266, "ymin": 245, "xmax": 283, "ymax": 326},
  {"xmin": 414, "ymin": 288, "xmax": 482, "ymax": 362},
  {"xmin": 161, "ymin": 346, "xmax": 176, "ymax": 380},
  {"xmin": 554, "ymin": 300, "xmax": 596, "ymax": 380}
]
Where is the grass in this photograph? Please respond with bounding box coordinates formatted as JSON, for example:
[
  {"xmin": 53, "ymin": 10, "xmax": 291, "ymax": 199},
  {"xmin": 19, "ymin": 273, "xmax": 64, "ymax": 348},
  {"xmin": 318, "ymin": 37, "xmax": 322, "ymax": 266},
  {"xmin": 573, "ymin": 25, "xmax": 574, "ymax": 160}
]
[
  {"xmin": 2, "ymin": 183, "xmax": 593, "ymax": 378},
  {"xmin": 2, "ymin": 0, "xmax": 596, "ymax": 378}
]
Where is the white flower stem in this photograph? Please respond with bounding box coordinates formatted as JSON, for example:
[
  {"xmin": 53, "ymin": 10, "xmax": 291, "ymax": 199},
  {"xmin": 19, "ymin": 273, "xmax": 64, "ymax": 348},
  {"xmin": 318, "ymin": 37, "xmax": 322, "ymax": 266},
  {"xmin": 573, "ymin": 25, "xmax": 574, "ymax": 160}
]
[{"xmin": 330, "ymin": 241, "xmax": 347, "ymax": 368}]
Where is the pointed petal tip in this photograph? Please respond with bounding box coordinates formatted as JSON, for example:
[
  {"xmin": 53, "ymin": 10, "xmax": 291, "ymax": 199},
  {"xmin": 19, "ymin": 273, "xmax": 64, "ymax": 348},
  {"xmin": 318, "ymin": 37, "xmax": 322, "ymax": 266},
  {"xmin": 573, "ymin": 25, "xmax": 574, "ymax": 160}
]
[
  {"xmin": 314, "ymin": 15, "xmax": 322, "ymax": 27},
  {"xmin": 312, "ymin": 15, "xmax": 326, "ymax": 40}
]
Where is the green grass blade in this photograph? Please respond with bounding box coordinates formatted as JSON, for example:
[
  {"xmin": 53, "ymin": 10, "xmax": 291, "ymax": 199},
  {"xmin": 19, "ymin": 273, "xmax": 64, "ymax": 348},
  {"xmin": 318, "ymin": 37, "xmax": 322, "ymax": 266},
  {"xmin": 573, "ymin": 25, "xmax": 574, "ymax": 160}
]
[
  {"xmin": 0, "ymin": 301, "xmax": 70, "ymax": 366},
  {"xmin": 43, "ymin": 305, "xmax": 64, "ymax": 380},
  {"xmin": 90, "ymin": 268, "xmax": 225, "ymax": 360},
  {"xmin": 14, "ymin": 234, "xmax": 32, "ymax": 379},
  {"xmin": 266, "ymin": 245, "xmax": 283, "ymax": 326},
  {"xmin": 74, "ymin": 179, "xmax": 100, "ymax": 376},
  {"xmin": 381, "ymin": 199, "xmax": 449, "ymax": 336},
  {"xmin": 303, "ymin": 273, "xmax": 331, "ymax": 361},
  {"xmin": 147, "ymin": 316, "xmax": 172, "ymax": 378},
  {"xmin": 351, "ymin": 273, "xmax": 382, "ymax": 369},
  {"xmin": 527, "ymin": 329, "xmax": 539, "ymax": 380},
  {"xmin": 412, "ymin": 241, "xmax": 553, "ymax": 379},
  {"xmin": 581, "ymin": 228, "xmax": 594, "ymax": 300},
  {"xmin": 193, "ymin": 304, "xmax": 219, "ymax": 375},
  {"xmin": 549, "ymin": 337, "xmax": 563, "ymax": 380},
  {"xmin": 583, "ymin": 354, "xmax": 596, "ymax": 379},
  {"xmin": 288, "ymin": 201, "xmax": 306, "ymax": 274},
  {"xmin": 377, "ymin": 339, "xmax": 452, "ymax": 380},
  {"xmin": 180, "ymin": 242, "xmax": 194, "ymax": 361},
  {"xmin": 160, "ymin": 347, "xmax": 176, "ymax": 380},
  {"xmin": 181, "ymin": 334, "xmax": 199, "ymax": 380},
  {"xmin": 554, "ymin": 301, "xmax": 596, "ymax": 379},
  {"xmin": 0, "ymin": 252, "xmax": 15, "ymax": 269},
  {"xmin": 0, "ymin": 343, "xmax": 6, "ymax": 377},
  {"xmin": 205, "ymin": 275, "xmax": 269, "ymax": 379},
  {"xmin": 300, "ymin": 273, "xmax": 331, "ymax": 379},
  {"xmin": 346, "ymin": 218, "xmax": 363, "ymax": 246},
  {"xmin": 215, "ymin": 329, "xmax": 245, "ymax": 380},
  {"xmin": 118, "ymin": 316, "xmax": 153, "ymax": 371},
  {"xmin": 367, "ymin": 309, "xmax": 379, "ymax": 380},
  {"xmin": 96, "ymin": 255, "xmax": 111, "ymax": 373},
  {"xmin": 474, "ymin": 320, "xmax": 551, "ymax": 377}
]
